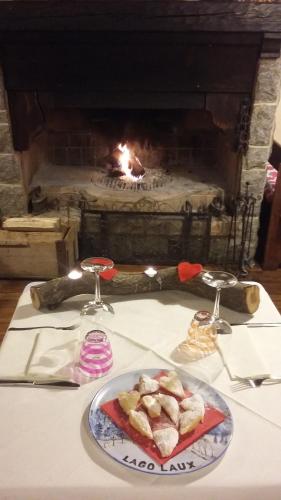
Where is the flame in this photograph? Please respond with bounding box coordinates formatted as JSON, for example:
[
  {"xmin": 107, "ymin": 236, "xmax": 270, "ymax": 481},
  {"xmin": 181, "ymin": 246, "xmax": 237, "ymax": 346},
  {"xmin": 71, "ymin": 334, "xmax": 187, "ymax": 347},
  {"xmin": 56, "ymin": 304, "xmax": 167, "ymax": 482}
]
[
  {"xmin": 118, "ymin": 143, "xmax": 131, "ymax": 177},
  {"xmin": 117, "ymin": 143, "xmax": 143, "ymax": 181}
]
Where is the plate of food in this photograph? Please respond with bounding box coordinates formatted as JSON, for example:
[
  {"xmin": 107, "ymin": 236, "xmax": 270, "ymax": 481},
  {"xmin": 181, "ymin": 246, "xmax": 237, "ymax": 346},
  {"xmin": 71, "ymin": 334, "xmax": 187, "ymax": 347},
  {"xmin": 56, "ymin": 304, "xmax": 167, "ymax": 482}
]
[{"xmin": 88, "ymin": 369, "xmax": 233, "ymax": 475}]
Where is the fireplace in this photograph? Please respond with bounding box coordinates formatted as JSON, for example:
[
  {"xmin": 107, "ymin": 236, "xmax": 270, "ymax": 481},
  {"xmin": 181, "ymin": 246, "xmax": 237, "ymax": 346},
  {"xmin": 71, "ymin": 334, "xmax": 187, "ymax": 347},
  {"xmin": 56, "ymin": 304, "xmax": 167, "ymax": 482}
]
[
  {"xmin": 0, "ymin": 1, "xmax": 281, "ymax": 266},
  {"xmin": 30, "ymin": 107, "xmax": 231, "ymax": 207}
]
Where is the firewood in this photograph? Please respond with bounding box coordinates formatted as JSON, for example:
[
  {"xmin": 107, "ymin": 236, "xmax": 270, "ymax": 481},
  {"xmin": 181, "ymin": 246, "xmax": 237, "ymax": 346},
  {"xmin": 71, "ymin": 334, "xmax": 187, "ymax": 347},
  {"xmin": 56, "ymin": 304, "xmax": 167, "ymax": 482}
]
[
  {"xmin": 106, "ymin": 147, "xmax": 123, "ymax": 172},
  {"xmin": 30, "ymin": 267, "xmax": 260, "ymax": 314},
  {"xmin": 2, "ymin": 216, "xmax": 61, "ymax": 232},
  {"xmin": 129, "ymin": 155, "xmax": 145, "ymax": 177},
  {"xmin": 105, "ymin": 146, "xmax": 145, "ymax": 178}
]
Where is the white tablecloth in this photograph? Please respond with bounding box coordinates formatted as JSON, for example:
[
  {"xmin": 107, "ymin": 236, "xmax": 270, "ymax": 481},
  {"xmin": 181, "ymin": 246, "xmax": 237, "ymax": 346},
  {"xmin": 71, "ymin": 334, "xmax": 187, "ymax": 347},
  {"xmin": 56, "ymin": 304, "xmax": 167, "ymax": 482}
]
[{"xmin": 0, "ymin": 283, "xmax": 281, "ymax": 500}]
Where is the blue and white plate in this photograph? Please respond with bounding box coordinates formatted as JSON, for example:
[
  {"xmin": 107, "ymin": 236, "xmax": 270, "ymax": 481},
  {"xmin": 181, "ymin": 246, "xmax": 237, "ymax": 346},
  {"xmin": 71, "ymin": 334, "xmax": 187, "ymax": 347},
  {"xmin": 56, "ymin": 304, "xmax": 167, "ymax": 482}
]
[{"xmin": 88, "ymin": 369, "xmax": 233, "ymax": 475}]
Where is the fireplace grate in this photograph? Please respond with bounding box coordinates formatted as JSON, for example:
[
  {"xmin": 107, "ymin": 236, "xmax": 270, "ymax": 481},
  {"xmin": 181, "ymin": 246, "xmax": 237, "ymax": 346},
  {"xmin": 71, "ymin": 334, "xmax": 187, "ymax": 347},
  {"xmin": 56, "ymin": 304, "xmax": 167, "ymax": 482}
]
[{"xmin": 91, "ymin": 168, "xmax": 173, "ymax": 192}]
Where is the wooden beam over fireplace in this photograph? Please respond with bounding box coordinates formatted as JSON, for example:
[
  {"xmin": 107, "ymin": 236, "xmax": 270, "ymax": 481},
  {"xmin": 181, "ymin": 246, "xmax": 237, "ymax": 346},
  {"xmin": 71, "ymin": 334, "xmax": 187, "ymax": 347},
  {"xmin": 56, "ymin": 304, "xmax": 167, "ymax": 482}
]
[{"xmin": 0, "ymin": 1, "xmax": 281, "ymax": 34}]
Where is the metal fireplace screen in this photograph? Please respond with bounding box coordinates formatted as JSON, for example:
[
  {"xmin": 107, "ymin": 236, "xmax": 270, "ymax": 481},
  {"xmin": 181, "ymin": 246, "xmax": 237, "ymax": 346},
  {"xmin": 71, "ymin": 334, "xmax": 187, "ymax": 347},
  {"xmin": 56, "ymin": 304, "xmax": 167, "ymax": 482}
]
[{"xmin": 79, "ymin": 201, "xmax": 221, "ymax": 265}]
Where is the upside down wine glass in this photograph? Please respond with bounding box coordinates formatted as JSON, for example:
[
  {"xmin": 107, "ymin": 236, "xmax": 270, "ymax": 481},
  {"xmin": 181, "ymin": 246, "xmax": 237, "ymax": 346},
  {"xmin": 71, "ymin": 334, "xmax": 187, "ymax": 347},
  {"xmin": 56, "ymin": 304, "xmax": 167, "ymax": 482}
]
[
  {"xmin": 80, "ymin": 257, "xmax": 114, "ymax": 316},
  {"xmin": 201, "ymin": 270, "xmax": 238, "ymax": 335}
]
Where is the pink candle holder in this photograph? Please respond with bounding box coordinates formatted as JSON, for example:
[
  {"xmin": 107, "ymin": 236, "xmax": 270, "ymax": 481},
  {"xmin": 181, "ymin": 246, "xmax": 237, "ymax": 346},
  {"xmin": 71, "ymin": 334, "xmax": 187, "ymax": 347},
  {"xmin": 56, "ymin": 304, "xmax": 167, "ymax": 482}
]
[{"xmin": 79, "ymin": 330, "xmax": 113, "ymax": 378}]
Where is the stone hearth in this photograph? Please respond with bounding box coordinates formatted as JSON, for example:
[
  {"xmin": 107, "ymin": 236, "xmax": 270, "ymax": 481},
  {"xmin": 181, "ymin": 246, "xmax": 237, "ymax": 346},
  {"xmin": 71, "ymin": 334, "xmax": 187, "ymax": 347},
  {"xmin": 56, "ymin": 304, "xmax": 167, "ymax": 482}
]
[{"xmin": 30, "ymin": 162, "xmax": 224, "ymax": 213}]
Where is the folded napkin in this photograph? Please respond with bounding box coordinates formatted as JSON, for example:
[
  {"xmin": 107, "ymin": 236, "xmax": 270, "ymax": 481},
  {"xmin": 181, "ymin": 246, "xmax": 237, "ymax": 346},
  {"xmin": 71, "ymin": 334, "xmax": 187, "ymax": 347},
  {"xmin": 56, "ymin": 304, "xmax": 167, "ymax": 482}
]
[
  {"xmin": 0, "ymin": 329, "xmax": 80, "ymax": 382},
  {"xmin": 216, "ymin": 325, "xmax": 281, "ymax": 379}
]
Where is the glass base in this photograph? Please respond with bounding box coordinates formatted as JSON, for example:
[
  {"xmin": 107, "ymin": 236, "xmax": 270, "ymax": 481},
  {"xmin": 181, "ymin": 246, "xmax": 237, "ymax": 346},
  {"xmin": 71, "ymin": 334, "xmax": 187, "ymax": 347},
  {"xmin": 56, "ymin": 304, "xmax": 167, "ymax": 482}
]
[
  {"xmin": 81, "ymin": 300, "xmax": 114, "ymax": 316},
  {"xmin": 201, "ymin": 271, "xmax": 238, "ymax": 289},
  {"xmin": 214, "ymin": 318, "xmax": 232, "ymax": 335}
]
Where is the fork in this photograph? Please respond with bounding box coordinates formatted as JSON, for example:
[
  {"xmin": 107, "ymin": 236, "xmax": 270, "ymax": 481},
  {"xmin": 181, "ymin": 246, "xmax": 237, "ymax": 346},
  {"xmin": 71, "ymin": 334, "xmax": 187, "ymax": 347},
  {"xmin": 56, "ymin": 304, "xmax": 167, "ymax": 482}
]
[
  {"xmin": 8, "ymin": 322, "xmax": 80, "ymax": 331},
  {"xmin": 232, "ymin": 375, "xmax": 281, "ymax": 390}
]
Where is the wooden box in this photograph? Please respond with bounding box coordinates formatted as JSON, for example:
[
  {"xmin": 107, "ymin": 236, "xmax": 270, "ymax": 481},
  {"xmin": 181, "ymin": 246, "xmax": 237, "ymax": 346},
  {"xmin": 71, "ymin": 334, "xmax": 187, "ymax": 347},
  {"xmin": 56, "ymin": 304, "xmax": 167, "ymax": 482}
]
[{"xmin": 0, "ymin": 225, "xmax": 78, "ymax": 278}]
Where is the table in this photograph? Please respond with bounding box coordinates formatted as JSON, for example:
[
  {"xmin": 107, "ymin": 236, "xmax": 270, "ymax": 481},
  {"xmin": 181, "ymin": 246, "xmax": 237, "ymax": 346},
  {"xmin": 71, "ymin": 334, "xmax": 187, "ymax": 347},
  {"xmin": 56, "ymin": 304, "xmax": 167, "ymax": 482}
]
[{"xmin": 0, "ymin": 282, "xmax": 281, "ymax": 500}]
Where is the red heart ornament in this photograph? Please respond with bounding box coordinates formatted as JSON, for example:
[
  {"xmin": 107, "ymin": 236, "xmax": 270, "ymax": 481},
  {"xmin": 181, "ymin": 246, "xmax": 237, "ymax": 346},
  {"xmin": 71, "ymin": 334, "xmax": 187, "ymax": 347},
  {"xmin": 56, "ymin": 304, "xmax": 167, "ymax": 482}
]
[
  {"xmin": 100, "ymin": 268, "xmax": 118, "ymax": 281},
  {"xmin": 178, "ymin": 262, "xmax": 203, "ymax": 282}
]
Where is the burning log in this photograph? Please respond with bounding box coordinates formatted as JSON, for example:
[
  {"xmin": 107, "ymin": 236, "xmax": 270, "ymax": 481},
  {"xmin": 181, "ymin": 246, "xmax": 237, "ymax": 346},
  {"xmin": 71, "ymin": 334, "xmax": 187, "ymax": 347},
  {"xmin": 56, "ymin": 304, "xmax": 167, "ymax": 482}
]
[
  {"xmin": 105, "ymin": 147, "xmax": 124, "ymax": 177},
  {"xmin": 30, "ymin": 267, "xmax": 260, "ymax": 314},
  {"xmin": 129, "ymin": 154, "xmax": 145, "ymax": 177},
  {"xmin": 106, "ymin": 143, "xmax": 145, "ymax": 178}
]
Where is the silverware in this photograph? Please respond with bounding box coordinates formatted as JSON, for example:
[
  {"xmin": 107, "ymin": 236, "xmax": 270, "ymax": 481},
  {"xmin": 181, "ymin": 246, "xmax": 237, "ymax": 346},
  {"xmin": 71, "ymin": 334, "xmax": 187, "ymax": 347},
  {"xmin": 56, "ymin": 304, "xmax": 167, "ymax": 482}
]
[
  {"xmin": 8, "ymin": 323, "xmax": 80, "ymax": 331},
  {"xmin": 0, "ymin": 379, "xmax": 80, "ymax": 388},
  {"xmin": 230, "ymin": 322, "xmax": 281, "ymax": 327},
  {"xmin": 232, "ymin": 375, "xmax": 281, "ymax": 390}
]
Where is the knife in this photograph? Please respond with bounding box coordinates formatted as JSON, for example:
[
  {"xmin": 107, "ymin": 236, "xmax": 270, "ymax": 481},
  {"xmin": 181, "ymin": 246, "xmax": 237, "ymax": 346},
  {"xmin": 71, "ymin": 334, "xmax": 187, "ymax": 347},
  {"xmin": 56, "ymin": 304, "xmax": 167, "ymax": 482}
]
[
  {"xmin": 0, "ymin": 379, "xmax": 80, "ymax": 388},
  {"xmin": 230, "ymin": 322, "xmax": 281, "ymax": 327}
]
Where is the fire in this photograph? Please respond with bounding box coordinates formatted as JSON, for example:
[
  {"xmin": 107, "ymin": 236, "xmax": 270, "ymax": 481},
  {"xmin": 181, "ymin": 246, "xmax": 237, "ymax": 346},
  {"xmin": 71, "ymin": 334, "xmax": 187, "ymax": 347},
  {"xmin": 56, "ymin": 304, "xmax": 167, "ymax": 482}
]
[
  {"xmin": 118, "ymin": 143, "xmax": 131, "ymax": 177},
  {"xmin": 117, "ymin": 143, "xmax": 144, "ymax": 181}
]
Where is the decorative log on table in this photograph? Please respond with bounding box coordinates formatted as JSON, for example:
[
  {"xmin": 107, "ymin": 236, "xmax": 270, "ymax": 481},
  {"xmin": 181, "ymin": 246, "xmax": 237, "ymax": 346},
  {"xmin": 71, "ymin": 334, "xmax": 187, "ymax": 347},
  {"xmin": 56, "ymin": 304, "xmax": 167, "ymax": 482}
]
[{"xmin": 30, "ymin": 267, "xmax": 260, "ymax": 314}]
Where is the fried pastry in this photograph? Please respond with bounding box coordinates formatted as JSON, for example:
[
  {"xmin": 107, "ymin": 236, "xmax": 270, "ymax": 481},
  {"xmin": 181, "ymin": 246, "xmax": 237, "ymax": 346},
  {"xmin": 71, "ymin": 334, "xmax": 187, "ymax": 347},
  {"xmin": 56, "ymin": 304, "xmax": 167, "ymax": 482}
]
[
  {"xmin": 118, "ymin": 390, "xmax": 140, "ymax": 415},
  {"xmin": 159, "ymin": 371, "xmax": 185, "ymax": 399},
  {"xmin": 179, "ymin": 409, "xmax": 202, "ymax": 435},
  {"xmin": 138, "ymin": 374, "xmax": 160, "ymax": 395},
  {"xmin": 180, "ymin": 393, "xmax": 205, "ymax": 421},
  {"xmin": 156, "ymin": 393, "xmax": 179, "ymax": 426},
  {"xmin": 128, "ymin": 410, "xmax": 153, "ymax": 439},
  {"xmin": 153, "ymin": 427, "xmax": 179, "ymax": 458},
  {"xmin": 142, "ymin": 395, "xmax": 162, "ymax": 418}
]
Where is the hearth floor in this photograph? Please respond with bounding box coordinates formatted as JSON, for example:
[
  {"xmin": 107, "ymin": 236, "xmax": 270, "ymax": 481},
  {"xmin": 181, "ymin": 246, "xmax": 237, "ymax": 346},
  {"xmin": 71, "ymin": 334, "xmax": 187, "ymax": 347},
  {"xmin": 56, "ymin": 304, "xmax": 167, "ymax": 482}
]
[{"xmin": 31, "ymin": 163, "xmax": 225, "ymax": 212}]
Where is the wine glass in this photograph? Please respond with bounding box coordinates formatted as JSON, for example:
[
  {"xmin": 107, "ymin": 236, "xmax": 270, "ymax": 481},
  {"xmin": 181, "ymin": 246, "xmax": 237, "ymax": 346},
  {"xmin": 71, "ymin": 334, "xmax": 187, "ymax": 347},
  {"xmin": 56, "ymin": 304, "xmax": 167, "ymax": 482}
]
[
  {"xmin": 201, "ymin": 270, "xmax": 238, "ymax": 334},
  {"xmin": 80, "ymin": 257, "xmax": 114, "ymax": 316}
]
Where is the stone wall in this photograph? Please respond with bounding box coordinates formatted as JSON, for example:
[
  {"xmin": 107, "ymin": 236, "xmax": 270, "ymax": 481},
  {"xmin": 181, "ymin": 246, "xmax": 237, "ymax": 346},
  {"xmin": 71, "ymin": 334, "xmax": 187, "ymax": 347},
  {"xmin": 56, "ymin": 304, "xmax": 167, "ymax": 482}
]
[
  {"xmin": 240, "ymin": 55, "xmax": 281, "ymax": 260},
  {"xmin": 0, "ymin": 64, "xmax": 27, "ymax": 216}
]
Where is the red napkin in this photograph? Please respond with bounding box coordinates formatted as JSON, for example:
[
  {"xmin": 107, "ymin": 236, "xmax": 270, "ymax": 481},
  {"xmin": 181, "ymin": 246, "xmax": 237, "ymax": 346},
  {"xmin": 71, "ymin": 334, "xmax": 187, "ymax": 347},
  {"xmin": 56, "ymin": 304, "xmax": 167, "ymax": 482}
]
[
  {"xmin": 101, "ymin": 372, "xmax": 225, "ymax": 465},
  {"xmin": 178, "ymin": 262, "xmax": 203, "ymax": 282}
]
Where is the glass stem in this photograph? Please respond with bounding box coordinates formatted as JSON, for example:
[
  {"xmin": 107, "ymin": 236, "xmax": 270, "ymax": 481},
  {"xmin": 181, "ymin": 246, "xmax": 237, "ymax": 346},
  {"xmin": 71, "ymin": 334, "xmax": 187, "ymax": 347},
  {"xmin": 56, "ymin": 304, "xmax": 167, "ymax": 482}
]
[
  {"xmin": 213, "ymin": 287, "xmax": 221, "ymax": 321},
  {"xmin": 94, "ymin": 271, "xmax": 102, "ymax": 304}
]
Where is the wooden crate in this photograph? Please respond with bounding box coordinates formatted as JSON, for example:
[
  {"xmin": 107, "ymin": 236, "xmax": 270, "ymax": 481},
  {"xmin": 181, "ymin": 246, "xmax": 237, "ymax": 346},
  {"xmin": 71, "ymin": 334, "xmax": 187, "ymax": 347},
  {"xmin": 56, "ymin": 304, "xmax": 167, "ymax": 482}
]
[{"xmin": 0, "ymin": 225, "xmax": 78, "ymax": 278}]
